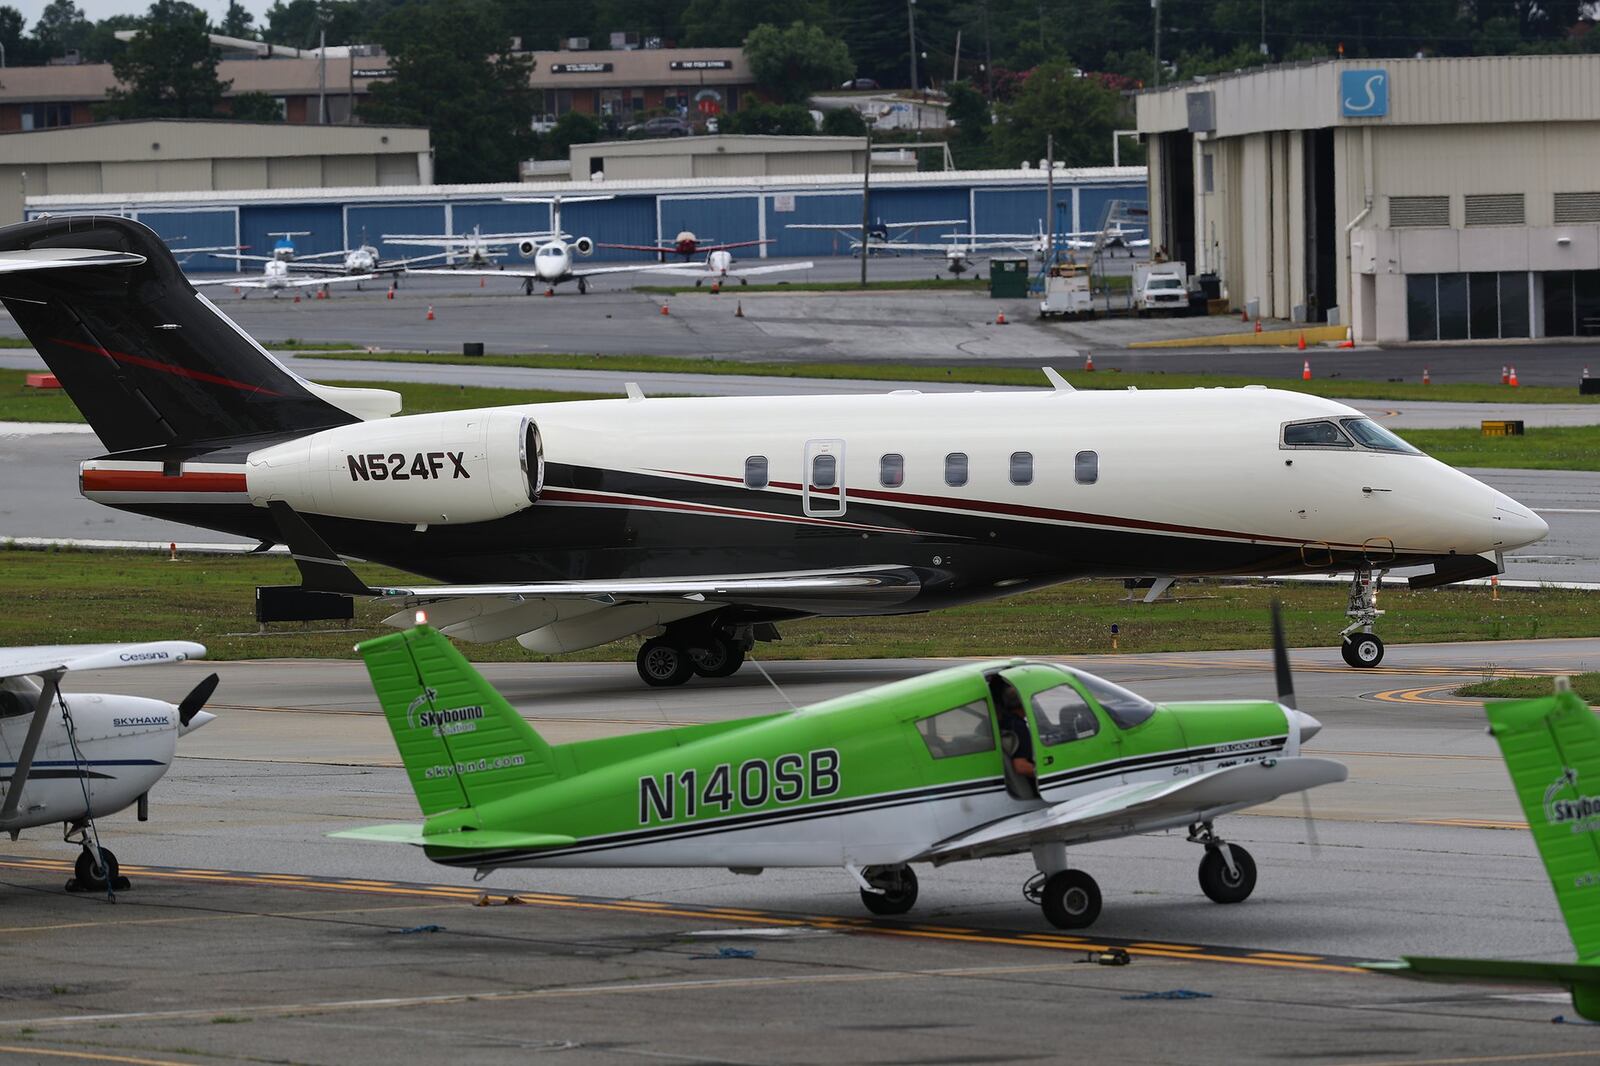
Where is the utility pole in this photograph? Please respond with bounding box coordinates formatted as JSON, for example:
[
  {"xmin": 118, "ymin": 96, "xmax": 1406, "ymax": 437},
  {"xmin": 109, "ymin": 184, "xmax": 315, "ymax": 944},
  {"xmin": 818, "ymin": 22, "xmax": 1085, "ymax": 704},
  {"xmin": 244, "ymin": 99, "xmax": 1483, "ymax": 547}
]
[
  {"xmin": 1259, "ymin": 0, "xmax": 1268, "ymax": 56},
  {"xmin": 860, "ymin": 130, "xmax": 872, "ymax": 288},
  {"xmin": 982, "ymin": 0, "xmax": 992, "ymax": 98},
  {"xmin": 1045, "ymin": 132, "xmax": 1054, "ymax": 270},
  {"xmin": 906, "ymin": 0, "xmax": 917, "ymax": 92},
  {"xmin": 952, "ymin": 28, "xmax": 961, "ymax": 84},
  {"xmin": 1152, "ymin": 0, "xmax": 1161, "ymax": 88},
  {"xmin": 317, "ymin": 26, "xmax": 327, "ymax": 124}
]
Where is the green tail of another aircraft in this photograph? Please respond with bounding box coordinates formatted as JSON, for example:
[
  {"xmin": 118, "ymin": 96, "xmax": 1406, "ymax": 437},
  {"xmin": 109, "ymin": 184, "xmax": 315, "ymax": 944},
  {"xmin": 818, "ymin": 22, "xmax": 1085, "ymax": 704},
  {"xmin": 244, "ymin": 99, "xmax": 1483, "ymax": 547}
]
[
  {"xmin": 333, "ymin": 627, "xmax": 577, "ymax": 852},
  {"xmin": 1362, "ymin": 681, "xmax": 1600, "ymax": 1020}
]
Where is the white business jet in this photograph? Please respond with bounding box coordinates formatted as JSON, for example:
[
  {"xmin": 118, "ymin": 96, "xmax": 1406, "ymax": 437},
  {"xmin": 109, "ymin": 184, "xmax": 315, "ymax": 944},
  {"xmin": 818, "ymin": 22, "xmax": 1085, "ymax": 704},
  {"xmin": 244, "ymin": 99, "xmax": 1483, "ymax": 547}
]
[{"xmin": 0, "ymin": 640, "xmax": 217, "ymax": 892}]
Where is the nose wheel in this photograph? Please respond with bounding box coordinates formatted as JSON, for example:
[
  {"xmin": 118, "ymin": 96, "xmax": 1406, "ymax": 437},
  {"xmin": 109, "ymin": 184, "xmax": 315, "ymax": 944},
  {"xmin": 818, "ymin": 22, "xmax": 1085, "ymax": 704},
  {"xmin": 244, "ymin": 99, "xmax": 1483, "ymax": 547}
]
[
  {"xmin": 67, "ymin": 845, "xmax": 128, "ymax": 894},
  {"xmin": 1337, "ymin": 568, "xmax": 1387, "ymax": 669},
  {"xmin": 1190, "ymin": 822, "xmax": 1256, "ymax": 904}
]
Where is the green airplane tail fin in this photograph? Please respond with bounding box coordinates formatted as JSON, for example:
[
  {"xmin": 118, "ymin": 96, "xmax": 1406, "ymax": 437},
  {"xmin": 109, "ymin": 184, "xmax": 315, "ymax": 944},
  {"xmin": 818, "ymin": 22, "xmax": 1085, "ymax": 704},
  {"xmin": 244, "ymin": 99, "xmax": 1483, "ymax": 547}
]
[
  {"xmin": 1486, "ymin": 684, "xmax": 1600, "ymax": 962},
  {"xmin": 359, "ymin": 626, "xmax": 563, "ymax": 818}
]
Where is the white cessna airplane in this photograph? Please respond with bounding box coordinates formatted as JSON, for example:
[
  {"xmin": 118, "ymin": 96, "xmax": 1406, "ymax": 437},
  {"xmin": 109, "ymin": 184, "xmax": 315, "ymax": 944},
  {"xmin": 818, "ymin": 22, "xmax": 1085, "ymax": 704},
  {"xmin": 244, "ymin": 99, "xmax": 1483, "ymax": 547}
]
[
  {"xmin": 652, "ymin": 249, "xmax": 816, "ymax": 286},
  {"xmin": 407, "ymin": 194, "xmax": 691, "ymax": 295},
  {"xmin": 0, "ymin": 640, "xmax": 217, "ymax": 892},
  {"xmin": 0, "ymin": 219, "xmax": 1551, "ymax": 690},
  {"xmin": 191, "ymin": 257, "xmax": 378, "ymax": 298}
]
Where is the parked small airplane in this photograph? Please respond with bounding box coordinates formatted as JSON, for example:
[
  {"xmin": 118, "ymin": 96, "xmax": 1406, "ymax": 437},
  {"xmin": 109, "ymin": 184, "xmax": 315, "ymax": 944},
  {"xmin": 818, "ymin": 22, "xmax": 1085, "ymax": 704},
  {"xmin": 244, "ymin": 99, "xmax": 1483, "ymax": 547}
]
[
  {"xmin": 601, "ymin": 231, "xmax": 773, "ymax": 262},
  {"xmin": 785, "ymin": 217, "xmax": 968, "ymax": 256},
  {"xmin": 652, "ymin": 250, "xmax": 815, "ymax": 285},
  {"xmin": 337, "ymin": 608, "xmax": 1344, "ymax": 929},
  {"xmin": 0, "ymin": 218, "xmax": 1549, "ymax": 690},
  {"xmin": 0, "ymin": 640, "xmax": 217, "ymax": 892},
  {"xmin": 408, "ymin": 194, "xmax": 689, "ymax": 294},
  {"xmin": 273, "ymin": 232, "xmax": 451, "ymax": 282},
  {"xmin": 1361, "ymin": 679, "xmax": 1600, "ymax": 1020},
  {"xmin": 383, "ymin": 224, "xmax": 554, "ymax": 269},
  {"xmin": 211, "ymin": 230, "xmax": 309, "ymax": 266},
  {"xmin": 192, "ymin": 257, "xmax": 377, "ymax": 298}
]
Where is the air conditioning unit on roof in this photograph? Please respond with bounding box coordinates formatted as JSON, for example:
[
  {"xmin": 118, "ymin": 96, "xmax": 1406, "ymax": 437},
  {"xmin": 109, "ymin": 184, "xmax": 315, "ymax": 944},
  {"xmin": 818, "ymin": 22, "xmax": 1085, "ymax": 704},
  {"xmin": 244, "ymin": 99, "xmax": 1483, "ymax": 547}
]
[{"xmin": 565, "ymin": 37, "xmax": 589, "ymax": 50}]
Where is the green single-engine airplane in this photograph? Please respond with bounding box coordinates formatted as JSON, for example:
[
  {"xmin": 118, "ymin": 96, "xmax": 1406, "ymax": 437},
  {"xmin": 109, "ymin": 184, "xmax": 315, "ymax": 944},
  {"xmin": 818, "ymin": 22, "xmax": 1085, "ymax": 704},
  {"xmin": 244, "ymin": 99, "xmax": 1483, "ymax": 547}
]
[
  {"xmin": 337, "ymin": 610, "xmax": 1347, "ymax": 929},
  {"xmin": 1362, "ymin": 678, "xmax": 1600, "ymax": 1020}
]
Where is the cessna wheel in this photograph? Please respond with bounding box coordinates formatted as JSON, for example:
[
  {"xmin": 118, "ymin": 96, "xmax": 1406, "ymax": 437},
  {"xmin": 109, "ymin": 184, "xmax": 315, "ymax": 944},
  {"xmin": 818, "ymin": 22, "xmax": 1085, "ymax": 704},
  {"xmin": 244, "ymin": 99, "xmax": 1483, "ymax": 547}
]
[
  {"xmin": 1041, "ymin": 870, "xmax": 1101, "ymax": 929},
  {"xmin": 1341, "ymin": 633, "xmax": 1385, "ymax": 668},
  {"xmin": 75, "ymin": 847, "xmax": 119, "ymax": 891},
  {"xmin": 689, "ymin": 636, "xmax": 745, "ymax": 679},
  {"xmin": 859, "ymin": 865, "xmax": 918, "ymax": 916},
  {"xmin": 578, "ymin": 277, "xmax": 588, "ymax": 294},
  {"xmin": 1198, "ymin": 845, "xmax": 1256, "ymax": 904},
  {"xmin": 636, "ymin": 638, "xmax": 695, "ymax": 687}
]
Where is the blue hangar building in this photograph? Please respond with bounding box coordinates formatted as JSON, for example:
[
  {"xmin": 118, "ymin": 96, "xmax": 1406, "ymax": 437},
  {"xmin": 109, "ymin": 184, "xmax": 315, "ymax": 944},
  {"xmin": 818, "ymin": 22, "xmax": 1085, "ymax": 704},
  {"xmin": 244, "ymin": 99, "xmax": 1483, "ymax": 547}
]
[{"xmin": 28, "ymin": 167, "xmax": 1147, "ymax": 269}]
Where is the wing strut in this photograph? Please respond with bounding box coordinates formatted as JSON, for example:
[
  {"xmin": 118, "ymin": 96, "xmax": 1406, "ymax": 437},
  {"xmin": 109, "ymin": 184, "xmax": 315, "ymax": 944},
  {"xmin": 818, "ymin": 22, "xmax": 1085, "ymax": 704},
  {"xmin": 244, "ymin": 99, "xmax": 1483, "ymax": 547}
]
[{"xmin": 1, "ymin": 672, "xmax": 60, "ymax": 833}]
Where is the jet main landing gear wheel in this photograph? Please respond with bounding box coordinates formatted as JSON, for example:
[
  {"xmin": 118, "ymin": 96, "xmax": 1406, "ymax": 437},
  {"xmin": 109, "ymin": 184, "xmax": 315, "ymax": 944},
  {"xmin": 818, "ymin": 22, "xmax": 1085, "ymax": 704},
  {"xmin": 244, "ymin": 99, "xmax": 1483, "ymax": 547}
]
[
  {"xmin": 1198, "ymin": 844, "xmax": 1257, "ymax": 904},
  {"xmin": 1341, "ymin": 632, "xmax": 1384, "ymax": 668},
  {"xmin": 688, "ymin": 635, "xmax": 745, "ymax": 678},
  {"xmin": 859, "ymin": 865, "xmax": 918, "ymax": 916},
  {"xmin": 577, "ymin": 276, "xmax": 588, "ymax": 294},
  {"xmin": 1039, "ymin": 869, "xmax": 1102, "ymax": 929},
  {"xmin": 636, "ymin": 638, "xmax": 694, "ymax": 687}
]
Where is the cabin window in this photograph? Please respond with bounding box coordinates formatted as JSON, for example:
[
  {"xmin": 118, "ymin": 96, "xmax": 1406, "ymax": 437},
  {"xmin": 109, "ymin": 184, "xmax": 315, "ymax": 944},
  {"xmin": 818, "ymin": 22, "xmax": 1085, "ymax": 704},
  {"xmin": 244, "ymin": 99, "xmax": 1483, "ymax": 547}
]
[
  {"xmin": 744, "ymin": 455, "xmax": 768, "ymax": 489},
  {"xmin": 1009, "ymin": 451, "xmax": 1033, "ymax": 486},
  {"xmin": 1030, "ymin": 684, "xmax": 1099, "ymax": 747},
  {"xmin": 1075, "ymin": 672, "xmax": 1156, "ymax": 729},
  {"xmin": 1074, "ymin": 450, "xmax": 1098, "ymax": 485},
  {"xmin": 915, "ymin": 699, "xmax": 996, "ymax": 759},
  {"xmin": 1282, "ymin": 420, "xmax": 1353, "ymax": 448},
  {"xmin": 0, "ymin": 676, "xmax": 42, "ymax": 718},
  {"xmin": 811, "ymin": 453, "xmax": 837, "ymax": 489},
  {"xmin": 945, "ymin": 452, "xmax": 968, "ymax": 487},
  {"xmin": 880, "ymin": 453, "xmax": 904, "ymax": 488}
]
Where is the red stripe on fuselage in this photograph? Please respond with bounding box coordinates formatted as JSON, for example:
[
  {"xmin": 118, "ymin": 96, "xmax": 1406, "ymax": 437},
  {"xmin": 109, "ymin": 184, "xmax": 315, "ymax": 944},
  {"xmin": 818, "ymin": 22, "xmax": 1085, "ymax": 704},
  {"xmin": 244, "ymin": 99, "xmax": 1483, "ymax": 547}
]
[
  {"xmin": 81, "ymin": 470, "xmax": 247, "ymax": 494},
  {"xmin": 49, "ymin": 337, "xmax": 284, "ymax": 398}
]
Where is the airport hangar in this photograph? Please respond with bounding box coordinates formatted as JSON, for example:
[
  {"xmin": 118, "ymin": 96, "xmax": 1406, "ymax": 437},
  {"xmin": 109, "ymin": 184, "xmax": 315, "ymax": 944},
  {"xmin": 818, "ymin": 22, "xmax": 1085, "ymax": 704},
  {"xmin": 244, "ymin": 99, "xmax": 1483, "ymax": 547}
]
[
  {"xmin": 1135, "ymin": 54, "xmax": 1600, "ymax": 343},
  {"xmin": 28, "ymin": 164, "xmax": 1147, "ymax": 268}
]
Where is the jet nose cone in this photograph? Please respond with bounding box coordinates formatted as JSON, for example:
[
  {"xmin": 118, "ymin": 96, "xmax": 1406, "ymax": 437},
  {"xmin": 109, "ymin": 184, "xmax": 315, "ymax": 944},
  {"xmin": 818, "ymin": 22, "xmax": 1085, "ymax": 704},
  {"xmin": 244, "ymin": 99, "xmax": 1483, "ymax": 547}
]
[
  {"xmin": 1494, "ymin": 501, "xmax": 1549, "ymax": 549},
  {"xmin": 1291, "ymin": 709, "xmax": 1322, "ymax": 744},
  {"xmin": 179, "ymin": 709, "xmax": 215, "ymax": 736}
]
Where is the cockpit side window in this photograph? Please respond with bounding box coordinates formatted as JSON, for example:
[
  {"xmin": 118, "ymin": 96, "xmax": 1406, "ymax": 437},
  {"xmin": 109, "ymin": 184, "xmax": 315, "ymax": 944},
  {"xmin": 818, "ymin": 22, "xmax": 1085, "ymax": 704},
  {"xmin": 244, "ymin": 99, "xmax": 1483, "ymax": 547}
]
[
  {"xmin": 1282, "ymin": 420, "xmax": 1353, "ymax": 448},
  {"xmin": 1341, "ymin": 417, "xmax": 1422, "ymax": 454}
]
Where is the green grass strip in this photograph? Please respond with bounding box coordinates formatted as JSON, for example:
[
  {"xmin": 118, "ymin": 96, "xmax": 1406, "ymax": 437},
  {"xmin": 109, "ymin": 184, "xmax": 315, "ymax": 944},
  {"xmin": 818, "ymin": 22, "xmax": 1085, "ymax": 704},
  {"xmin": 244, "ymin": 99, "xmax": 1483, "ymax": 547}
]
[{"xmin": 1456, "ymin": 672, "xmax": 1600, "ymax": 704}]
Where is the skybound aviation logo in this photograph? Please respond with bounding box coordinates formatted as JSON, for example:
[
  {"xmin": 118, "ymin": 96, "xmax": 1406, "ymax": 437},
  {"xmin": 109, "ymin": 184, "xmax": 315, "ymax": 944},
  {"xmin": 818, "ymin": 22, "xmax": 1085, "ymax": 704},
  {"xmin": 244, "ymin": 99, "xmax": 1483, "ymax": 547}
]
[
  {"xmin": 406, "ymin": 687, "xmax": 486, "ymax": 737},
  {"xmin": 1544, "ymin": 768, "xmax": 1600, "ymax": 833}
]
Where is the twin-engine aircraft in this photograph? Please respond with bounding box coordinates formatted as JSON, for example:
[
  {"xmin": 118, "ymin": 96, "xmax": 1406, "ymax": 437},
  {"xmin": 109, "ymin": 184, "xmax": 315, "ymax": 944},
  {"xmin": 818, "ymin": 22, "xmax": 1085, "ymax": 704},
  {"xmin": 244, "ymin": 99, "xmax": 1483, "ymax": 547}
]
[
  {"xmin": 600, "ymin": 231, "xmax": 772, "ymax": 262},
  {"xmin": 337, "ymin": 609, "xmax": 1345, "ymax": 929},
  {"xmin": 0, "ymin": 217, "xmax": 1549, "ymax": 689},
  {"xmin": 0, "ymin": 640, "xmax": 217, "ymax": 892}
]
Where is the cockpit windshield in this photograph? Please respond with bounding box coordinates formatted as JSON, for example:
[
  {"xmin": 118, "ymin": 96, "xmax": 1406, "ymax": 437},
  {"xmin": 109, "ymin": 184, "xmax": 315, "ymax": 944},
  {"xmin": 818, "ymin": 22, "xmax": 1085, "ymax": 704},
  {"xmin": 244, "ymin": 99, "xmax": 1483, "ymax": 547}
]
[
  {"xmin": 1060, "ymin": 668, "xmax": 1156, "ymax": 729},
  {"xmin": 538, "ymin": 245, "xmax": 562, "ymax": 258},
  {"xmin": 1282, "ymin": 420, "xmax": 1352, "ymax": 447},
  {"xmin": 1340, "ymin": 417, "xmax": 1422, "ymax": 454}
]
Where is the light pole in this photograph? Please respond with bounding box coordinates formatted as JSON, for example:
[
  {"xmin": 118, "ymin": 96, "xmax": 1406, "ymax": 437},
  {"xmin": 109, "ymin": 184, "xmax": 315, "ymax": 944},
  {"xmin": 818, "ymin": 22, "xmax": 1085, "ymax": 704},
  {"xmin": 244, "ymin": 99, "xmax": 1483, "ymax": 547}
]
[{"xmin": 907, "ymin": 0, "xmax": 917, "ymax": 92}]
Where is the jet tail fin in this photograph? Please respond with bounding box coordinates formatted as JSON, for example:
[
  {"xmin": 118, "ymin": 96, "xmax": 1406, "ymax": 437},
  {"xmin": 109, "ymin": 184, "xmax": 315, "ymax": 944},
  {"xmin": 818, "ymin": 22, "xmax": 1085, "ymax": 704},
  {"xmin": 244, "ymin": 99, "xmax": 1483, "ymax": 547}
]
[
  {"xmin": 358, "ymin": 626, "xmax": 563, "ymax": 820},
  {"xmin": 1360, "ymin": 682, "xmax": 1600, "ymax": 1020}
]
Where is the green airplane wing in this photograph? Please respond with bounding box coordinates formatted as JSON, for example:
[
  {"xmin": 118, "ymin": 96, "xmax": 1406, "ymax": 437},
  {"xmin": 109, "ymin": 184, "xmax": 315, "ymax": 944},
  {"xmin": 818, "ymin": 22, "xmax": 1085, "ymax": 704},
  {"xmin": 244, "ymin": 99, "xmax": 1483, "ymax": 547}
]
[{"xmin": 1359, "ymin": 685, "xmax": 1600, "ymax": 1021}]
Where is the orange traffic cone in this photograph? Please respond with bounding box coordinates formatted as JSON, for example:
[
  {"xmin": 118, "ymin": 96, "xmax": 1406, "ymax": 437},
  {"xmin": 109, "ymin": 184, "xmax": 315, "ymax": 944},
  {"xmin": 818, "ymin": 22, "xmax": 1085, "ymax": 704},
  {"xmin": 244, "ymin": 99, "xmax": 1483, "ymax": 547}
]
[
  {"xmin": 293, "ymin": 295, "xmax": 301, "ymax": 304},
  {"xmin": 425, "ymin": 305, "xmax": 435, "ymax": 321},
  {"xmin": 1422, "ymin": 366, "xmax": 1431, "ymax": 385},
  {"xmin": 479, "ymin": 276, "xmax": 485, "ymax": 288},
  {"xmin": 386, "ymin": 287, "xmax": 395, "ymax": 300},
  {"xmin": 168, "ymin": 542, "xmax": 177, "ymax": 562},
  {"xmin": 661, "ymin": 302, "xmax": 670, "ymax": 316},
  {"xmin": 1501, "ymin": 364, "xmax": 1509, "ymax": 385},
  {"xmin": 544, "ymin": 287, "xmax": 554, "ymax": 297},
  {"xmin": 1254, "ymin": 319, "xmax": 1263, "ymax": 334},
  {"xmin": 996, "ymin": 310, "xmax": 1007, "ymax": 325},
  {"xmin": 710, "ymin": 282, "xmax": 721, "ymax": 294},
  {"xmin": 1240, "ymin": 307, "xmax": 1249, "ymax": 322},
  {"xmin": 1084, "ymin": 353, "xmax": 1096, "ymax": 372},
  {"xmin": 1302, "ymin": 359, "xmax": 1312, "ymax": 381},
  {"xmin": 735, "ymin": 301, "xmax": 744, "ymax": 318},
  {"xmin": 1297, "ymin": 332, "xmax": 1307, "ymax": 351},
  {"xmin": 1508, "ymin": 366, "xmax": 1519, "ymax": 387},
  {"xmin": 1338, "ymin": 327, "xmax": 1355, "ymax": 348}
]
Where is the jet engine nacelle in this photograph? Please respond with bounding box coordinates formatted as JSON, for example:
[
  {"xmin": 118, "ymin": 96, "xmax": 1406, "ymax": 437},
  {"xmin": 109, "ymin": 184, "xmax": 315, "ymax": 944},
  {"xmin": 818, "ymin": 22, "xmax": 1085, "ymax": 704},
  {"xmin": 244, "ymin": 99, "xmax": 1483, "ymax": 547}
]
[
  {"xmin": 518, "ymin": 239, "xmax": 539, "ymax": 258},
  {"xmin": 245, "ymin": 409, "xmax": 544, "ymax": 526},
  {"xmin": 572, "ymin": 235, "xmax": 594, "ymax": 256}
]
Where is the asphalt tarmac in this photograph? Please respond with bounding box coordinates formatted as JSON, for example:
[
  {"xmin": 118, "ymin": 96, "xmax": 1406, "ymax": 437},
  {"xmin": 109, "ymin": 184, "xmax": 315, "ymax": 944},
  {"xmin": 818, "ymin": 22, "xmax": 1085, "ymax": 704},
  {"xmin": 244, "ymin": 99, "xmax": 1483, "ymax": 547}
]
[{"xmin": 1, "ymin": 639, "xmax": 1594, "ymax": 1064}]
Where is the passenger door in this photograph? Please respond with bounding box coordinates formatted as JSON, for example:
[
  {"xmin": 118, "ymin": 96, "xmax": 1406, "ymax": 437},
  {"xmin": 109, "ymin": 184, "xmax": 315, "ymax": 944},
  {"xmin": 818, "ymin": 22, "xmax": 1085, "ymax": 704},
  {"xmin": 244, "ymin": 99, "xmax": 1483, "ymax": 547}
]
[
  {"xmin": 803, "ymin": 438, "xmax": 846, "ymax": 517},
  {"xmin": 1000, "ymin": 666, "xmax": 1124, "ymax": 802}
]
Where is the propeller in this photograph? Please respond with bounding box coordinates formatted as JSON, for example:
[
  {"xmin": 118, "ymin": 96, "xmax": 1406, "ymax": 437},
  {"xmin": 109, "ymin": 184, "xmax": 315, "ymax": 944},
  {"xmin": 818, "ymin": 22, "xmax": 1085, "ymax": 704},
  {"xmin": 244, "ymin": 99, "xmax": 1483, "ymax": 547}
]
[
  {"xmin": 1271, "ymin": 600, "xmax": 1323, "ymax": 853},
  {"xmin": 177, "ymin": 673, "xmax": 219, "ymax": 728}
]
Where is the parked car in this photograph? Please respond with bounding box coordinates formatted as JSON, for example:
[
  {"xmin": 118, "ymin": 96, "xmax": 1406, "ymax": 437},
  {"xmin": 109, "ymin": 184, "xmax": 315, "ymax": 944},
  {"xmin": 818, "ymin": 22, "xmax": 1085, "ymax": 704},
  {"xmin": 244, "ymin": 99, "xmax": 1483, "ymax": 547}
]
[
  {"xmin": 626, "ymin": 115, "xmax": 693, "ymax": 138},
  {"xmin": 840, "ymin": 78, "xmax": 880, "ymax": 90},
  {"xmin": 530, "ymin": 113, "xmax": 558, "ymax": 134}
]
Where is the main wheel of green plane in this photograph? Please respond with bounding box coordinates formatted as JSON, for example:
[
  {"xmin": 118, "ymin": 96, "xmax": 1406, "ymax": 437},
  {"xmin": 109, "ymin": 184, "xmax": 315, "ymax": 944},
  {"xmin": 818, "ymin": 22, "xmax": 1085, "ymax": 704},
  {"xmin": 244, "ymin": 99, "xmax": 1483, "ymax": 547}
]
[
  {"xmin": 636, "ymin": 638, "xmax": 695, "ymax": 687},
  {"xmin": 1198, "ymin": 845, "xmax": 1256, "ymax": 904},
  {"xmin": 689, "ymin": 636, "xmax": 745, "ymax": 678},
  {"xmin": 859, "ymin": 866, "xmax": 918, "ymax": 916},
  {"xmin": 1342, "ymin": 633, "xmax": 1384, "ymax": 668},
  {"xmin": 75, "ymin": 847, "xmax": 118, "ymax": 890},
  {"xmin": 1040, "ymin": 870, "xmax": 1101, "ymax": 929}
]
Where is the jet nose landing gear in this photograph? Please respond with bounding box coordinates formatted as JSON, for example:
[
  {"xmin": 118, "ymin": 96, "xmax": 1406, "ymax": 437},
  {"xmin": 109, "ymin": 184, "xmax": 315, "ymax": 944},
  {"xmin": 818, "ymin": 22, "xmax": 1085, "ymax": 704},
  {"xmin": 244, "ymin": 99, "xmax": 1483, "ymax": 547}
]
[{"xmin": 1338, "ymin": 568, "xmax": 1387, "ymax": 668}]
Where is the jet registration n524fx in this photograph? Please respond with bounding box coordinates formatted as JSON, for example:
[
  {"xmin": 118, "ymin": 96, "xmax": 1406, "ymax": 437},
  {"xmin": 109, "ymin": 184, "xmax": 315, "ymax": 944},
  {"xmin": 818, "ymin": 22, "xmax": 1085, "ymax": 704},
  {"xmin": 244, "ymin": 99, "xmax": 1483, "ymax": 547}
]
[{"xmin": 0, "ymin": 216, "xmax": 1549, "ymax": 687}]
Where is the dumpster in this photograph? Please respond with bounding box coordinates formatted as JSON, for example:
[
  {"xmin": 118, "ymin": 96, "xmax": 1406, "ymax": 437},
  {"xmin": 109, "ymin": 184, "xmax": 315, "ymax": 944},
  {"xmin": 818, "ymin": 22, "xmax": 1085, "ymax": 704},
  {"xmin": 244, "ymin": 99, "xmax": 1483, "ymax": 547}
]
[{"xmin": 989, "ymin": 258, "xmax": 1030, "ymax": 298}]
